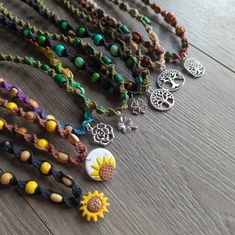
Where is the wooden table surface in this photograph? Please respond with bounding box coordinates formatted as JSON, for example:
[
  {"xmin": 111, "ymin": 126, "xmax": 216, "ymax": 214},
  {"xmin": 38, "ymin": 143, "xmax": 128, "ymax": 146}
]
[{"xmin": 0, "ymin": 0, "xmax": 235, "ymax": 234}]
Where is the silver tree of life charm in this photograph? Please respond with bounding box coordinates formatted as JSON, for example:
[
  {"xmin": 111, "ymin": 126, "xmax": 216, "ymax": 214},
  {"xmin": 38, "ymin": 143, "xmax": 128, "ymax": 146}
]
[
  {"xmin": 149, "ymin": 89, "xmax": 174, "ymax": 111},
  {"xmin": 183, "ymin": 58, "xmax": 205, "ymax": 78},
  {"xmin": 157, "ymin": 69, "xmax": 185, "ymax": 91}
]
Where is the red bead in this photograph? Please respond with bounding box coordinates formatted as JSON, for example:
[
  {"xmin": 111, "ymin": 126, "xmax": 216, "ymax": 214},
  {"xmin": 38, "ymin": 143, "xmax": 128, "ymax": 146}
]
[
  {"xmin": 165, "ymin": 12, "xmax": 176, "ymax": 23},
  {"xmin": 132, "ymin": 32, "xmax": 143, "ymax": 43}
]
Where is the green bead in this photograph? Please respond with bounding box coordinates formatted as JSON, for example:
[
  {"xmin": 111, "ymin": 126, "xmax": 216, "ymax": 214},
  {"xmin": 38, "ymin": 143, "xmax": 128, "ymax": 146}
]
[
  {"xmin": 97, "ymin": 105, "xmax": 105, "ymax": 114},
  {"xmin": 142, "ymin": 16, "xmax": 151, "ymax": 25},
  {"xmin": 93, "ymin": 34, "xmax": 103, "ymax": 46},
  {"xmin": 101, "ymin": 55, "xmax": 112, "ymax": 65},
  {"xmin": 166, "ymin": 51, "xmax": 173, "ymax": 57},
  {"xmin": 135, "ymin": 76, "xmax": 143, "ymax": 84},
  {"xmin": 54, "ymin": 44, "xmax": 66, "ymax": 57},
  {"xmin": 54, "ymin": 74, "xmax": 67, "ymax": 87},
  {"xmin": 91, "ymin": 72, "xmax": 100, "ymax": 83},
  {"xmin": 110, "ymin": 44, "xmax": 119, "ymax": 57},
  {"xmin": 120, "ymin": 24, "xmax": 130, "ymax": 34},
  {"xmin": 73, "ymin": 38, "xmax": 81, "ymax": 46},
  {"xmin": 121, "ymin": 92, "xmax": 129, "ymax": 101},
  {"xmin": 60, "ymin": 20, "xmax": 69, "ymax": 30},
  {"xmin": 126, "ymin": 57, "xmax": 135, "ymax": 68},
  {"xmin": 41, "ymin": 64, "xmax": 50, "ymax": 71},
  {"xmin": 37, "ymin": 35, "xmax": 46, "ymax": 45},
  {"xmin": 77, "ymin": 27, "xmax": 87, "ymax": 37},
  {"xmin": 182, "ymin": 41, "xmax": 187, "ymax": 48},
  {"xmin": 71, "ymin": 80, "xmax": 81, "ymax": 88},
  {"xmin": 114, "ymin": 73, "xmax": 124, "ymax": 83},
  {"xmin": 108, "ymin": 86, "xmax": 115, "ymax": 95},
  {"xmin": 74, "ymin": 56, "xmax": 85, "ymax": 69},
  {"xmin": 22, "ymin": 28, "xmax": 31, "ymax": 38}
]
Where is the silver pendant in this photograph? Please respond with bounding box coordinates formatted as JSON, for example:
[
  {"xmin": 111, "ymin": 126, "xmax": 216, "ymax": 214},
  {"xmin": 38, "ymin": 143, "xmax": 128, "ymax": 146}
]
[
  {"xmin": 117, "ymin": 115, "xmax": 137, "ymax": 134},
  {"xmin": 184, "ymin": 58, "xmax": 205, "ymax": 78},
  {"xmin": 130, "ymin": 97, "xmax": 147, "ymax": 115},
  {"xmin": 86, "ymin": 123, "xmax": 114, "ymax": 146},
  {"xmin": 157, "ymin": 69, "xmax": 185, "ymax": 91},
  {"xmin": 149, "ymin": 89, "xmax": 174, "ymax": 111}
]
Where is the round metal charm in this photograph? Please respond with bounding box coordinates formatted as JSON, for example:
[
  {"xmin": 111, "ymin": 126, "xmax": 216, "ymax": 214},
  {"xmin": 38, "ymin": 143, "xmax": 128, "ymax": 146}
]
[
  {"xmin": 184, "ymin": 58, "xmax": 205, "ymax": 78},
  {"xmin": 149, "ymin": 89, "xmax": 174, "ymax": 111},
  {"xmin": 157, "ymin": 69, "xmax": 185, "ymax": 91},
  {"xmin": 87, "ymin": 123, "xmax": 114, "ymax": 146}
]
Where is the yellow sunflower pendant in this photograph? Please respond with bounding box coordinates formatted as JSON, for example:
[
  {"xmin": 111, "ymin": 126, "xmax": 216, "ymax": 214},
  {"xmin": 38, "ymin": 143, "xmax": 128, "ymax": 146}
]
[{"xmin": 80, "ymin": 191, "xmax": 110, "ymax": 222}]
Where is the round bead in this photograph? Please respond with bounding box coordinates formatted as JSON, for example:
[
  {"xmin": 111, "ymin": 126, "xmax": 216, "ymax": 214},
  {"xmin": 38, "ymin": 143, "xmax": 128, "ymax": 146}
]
[
  {"xmin": 65, "ymin": 125, "xmax": 73, "ymax": 132},
  {"xmin": 166, "ymin": 51, "xmax": 173, "ymax": 57},
  {"xmin": 57, "ymin": 152, "xmax": 69, "ymax": 162},
  {"xmin": 93, "ymin": 34, "xmax": 104, "ymax": 46},
  {"xmin": 36, "ymin": 139, "xmax": 49, "ymax": 150},
  {"xmin": 50, "ymin": 193, "xmax": 63, "ymax": 203},
  {"xmin": 45, "ymin": 120, "xmax": 57, "ymax": 132},
  {"xmin": 59, "ymin": 20, "xmax": 69, "ymax": 30},
  {"xmin": 54, "ymin": 44, "xmax": 66, "ymax": 57},
  {"xmin": 40, "ymin": 162, "xmax": 52, "ymax": 175},
  {"xmin": 91, "ymin": 72, "xmax": 100, "ymax": 83},
  {"xmin": 25, "ymin": 111, "xmax": 36, "ymax": 120},
  {"xmin": 77, "ymin": 27, "xmax": 87, "ymax": 37},
  {"xmin": 10, "ymin": 88, "xmax": 18, "ymax": 97},
  {"xmin": 0, "ymin": 172, "xmax": 13, "ymax": 185},
  {"xmin": 20, "ymin": 150, "xmax": 31, "ymax": 162},
  {"xmin": 114, "ymin": 73, "xmax": 124, "ymax": 83},
  {"xmin": 121, "ymin": 92, "xmax": 129, "ymax": 101},
  {"xmin": 165, "ymin": 12, "xmax": 176, "ymax": 23},
  {"xmin": 126, "ymin": 57, "xmax": 135, "ymax": 68},
  {"xmin": 6, "ymin": 102, "xmax": 18, "ymax": 110},
  {"xmin": 131, "ymin": 42, "xmax": 139, "ymax": 51},
  {"xmin": 135, "ymin": 76, "xmax": 143, "ymax": 84},
  {"xmin": 176, "ymin": 26, "xmax": 185, "ymax": 37},
  {"xmin": 22, "ymin": 28, "xmax": 32, "ymax": 38},
  {"xmin": 17, "ymin": 127, "xmax": 28, "ymax": 134},
  {"xmin": 29, "ymin": 99, "xmax": 39, "ymax": 108},
  {"xmin": 37, "ymin": 35, "xmax": 47, "ymax": 45},
  {"xmin": 25, "ymin": 180, "xmax": 39, "ymax": 195},
  {"xmin": 0, "ymin": 119, "xmax": 5, "ymax": 130},
  {"xmin": 74, "ymin": 57, "xmax": 85, "ymax": 69},
  {"xmin": 110, "ymin": 44, "xmax": 119, "ymax": 57}
]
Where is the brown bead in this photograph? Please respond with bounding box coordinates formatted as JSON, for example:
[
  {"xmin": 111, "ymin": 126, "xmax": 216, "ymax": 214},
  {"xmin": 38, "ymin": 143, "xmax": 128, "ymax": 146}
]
[
  {"xmin": 153, "ymin": 5, "xmax": 161, "ymax": 13},
  {"xmin": 29, "ymin": 99, "xmax": 39, "ymax": 108},
  {"xmin": 161, "ymin": 10, "xmax": 167, "ymax": 17},
  {"xmin": 0, "ymin": 172, "xmax": 13, "ymax": 185},
  {"xmin": 141, "ymin": 68, "xmax": 150, "ymax": 77},
  {"xmin": 50, "ymin": 193, "xmax": 63, "ymax": 203},
  {"xmin": 143, "ymin": 41, "xmax": 152, "ymax": 49},
  {"xmin": 87, "ymin": 197, "xmax": 102, "ymax": 213},
  {"xmin": 25, "ymin": 111, "xmax": 36, "ymax": 121},
  {"xmin": 130, "ymin": 42, "xmax": 139, "ymax": 51},
  {"xmin": 176, "ymin": 26, "xmax": 186, "ymax": 37},
  {"xmin": 61, "ymin": 176, "xmax": 73, "ymax": 187},
  {"xmin": 58, "ymin": 152, "xmax": 69, "ymax": 162},
  {"xmin": 20, "ymin": 150, "xmax": 31, "ymax": 161},
  {"xmin": 120, "ymin": 2, "xmax": 128, "ymax": 10},
  {"xmin": 10, "ymin": 88, "xmax": 19, "ymax": 97},
  {"xmin": 125, "ymin": 81, "xmax": 134, "ymax": 90},
  {"xmin": 132, "ymin": 32, "xmax": 143, "ymax": 43},
  {"xmin": 141, "ymin": 56, "xmax": 151, "ymax": 66},
  {"xmin": 164, "ymin": 12, "xmax": 176, "ymax": 23},
  {"xmin": 149, "ymin": 30, "xmax": 158, "ymax": 40},
  {"xmin": 155, "ymin": 47, "xmax": 164, "ymax": 55}
]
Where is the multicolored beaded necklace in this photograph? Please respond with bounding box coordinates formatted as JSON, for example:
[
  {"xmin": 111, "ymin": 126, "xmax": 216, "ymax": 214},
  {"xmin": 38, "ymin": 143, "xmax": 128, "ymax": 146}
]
[{"xmin": 0, "ymin": 140, "xmax": 109, "ymax": 222}]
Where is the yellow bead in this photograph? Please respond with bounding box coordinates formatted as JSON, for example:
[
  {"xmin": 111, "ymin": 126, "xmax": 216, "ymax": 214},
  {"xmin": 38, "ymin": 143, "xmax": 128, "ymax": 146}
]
[
  {"xmin": 0, "ymin": 119, "xmax": 5, "ymax": 130},
  {"xmin": 40, "ymin": 162, "xmax": 52, "ymax": 175},
  {"xmin": 6, "ymin": 102, "xmax": 18, "ymax": 110},
  {"xmin": 25, "ymin": 180, "xmax": 39, "ymax": 195},
  {"xmin": 17, "ymin": 127, "xmax": 28, "ymax": 134},
  {"xmin": 36, "ymin": 139, "xmax": 49, "ymax": 149},
  {"xmin": 45, "ymin": 120, "xmax": 57, "ymax": 132}
]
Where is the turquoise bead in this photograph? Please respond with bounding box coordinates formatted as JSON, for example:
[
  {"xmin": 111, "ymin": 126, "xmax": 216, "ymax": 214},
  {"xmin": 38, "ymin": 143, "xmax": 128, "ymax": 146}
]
[
  {"xmin": 135, "ymin": 76, "xmax": 143, "ymax": 84},
  {"xmin": 93, "ymin": 34, "xmax": 104, "ymax": 46},
  {"xmin": 74, "ymin": 56, "xmax": 85, "ymax": 69},
  {"xmin": 142, "ymin": 16, "xmax": 151, "ymax": 25},
  {"xmin": 101, "ymin": 55, "xmax": 112, "ymax": 65},
  {"xmin": 166, "ymin": 51, "xmax": 173, "ymax": 57},
  {"xmin": 114, "ymin": 73, "xmax": 124, "ymax": 83},
  {"xmin": 41, "ymin": 64, "xmax": 50, "ymax": 71},
  {"xmin": 54, "ymin": 74, "xmax": 67, "ymax": 87},
  {"xmin": 54, "ymin": 44, "xmax": 66, "ymax": 57},
  {"xmin": 120, "ymin": 25, "xmax": 130, "ymax": 34},
  {"xmin": 91, "ymin": 72, "xmax": 100, "ymax": 83},
  {"xmin": 110, "ymin": 44, "xmax": 119, "ymax": 57}
]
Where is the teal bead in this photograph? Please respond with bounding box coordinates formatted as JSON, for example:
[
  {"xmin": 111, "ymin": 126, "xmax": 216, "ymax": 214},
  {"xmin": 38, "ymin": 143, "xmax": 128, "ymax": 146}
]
[
  {"xmin": 71, "ymin": 80, "xmax": 81, "ymax": 88},
  {"xmin": 91, "ymin": 72, "xmax": 100, "ymax": 83},
  {"xmin": 77, "ymin": 27, "xmax": 87, "ymax": 37},
  {"xmin": 114, "ymin": 73, "xmax": 124, "ymax": 83},
  {"xmin": 54, "ymin": 74, "xmax": 67, "ymax": 87},
  {"xmin": 79, "ymin": 87, "xmax": 85, "ymax": 96},
  {"xmin": 120, "ymin": 24, "xmax": 130, "ymax": 34},
  {"xmin": 22, "ymin": 28, "xmax": 31, "ymax": 38},
  {"xmin": 135, "ymin": 76, "xmax": 143, "ymax": 84},
  {"xmin": 93, "ymin": 34, "xmax": 104, "ymax": 46},
  {"xmin": 97, "ymin": 105, "xmax": 105, "ymax": 114},
  {"xmin": 166, "ymin": 51, "xmax": 173, "ymax": 57},
  {"xmin": 84, "ymin": 110, "xmax": 92, "ymax": 120},
  {"xmin": 59, "ymin": 20, "xmax": 69, "ymax": 30},
  {"xmin": 73, "ymin": 38, "xmax": 81, "ymax": 46},
  {"xmin": 54, "ymin": 44, "xmax": 66, "ymax": 57},
  {"xmin": 101, "ymin": 55, "xmax": 112, "ymax": 65},
  {"xmin": 74, "ymin": 56, "xmax": 85, "ymax": 69},
  {"xmin": 37, "ymin": 35, "xmax": 46, "ymax": 45},
  {"xmin": 142, "ymin": 16, "xmax": 151, "ymax": 25},
  {"xmin": 110, "ymin": 44, "xmax": 119, "ymax": 57},
  {"xmin": 41, "ymin": 64, "xmax": 50, "ymax": 71}
]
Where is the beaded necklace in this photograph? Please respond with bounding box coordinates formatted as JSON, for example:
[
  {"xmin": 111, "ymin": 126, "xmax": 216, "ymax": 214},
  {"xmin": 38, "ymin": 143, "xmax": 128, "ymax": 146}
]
[{"xmin": 0, "ymin": 140, "xmax": 109, "ymax": 222}]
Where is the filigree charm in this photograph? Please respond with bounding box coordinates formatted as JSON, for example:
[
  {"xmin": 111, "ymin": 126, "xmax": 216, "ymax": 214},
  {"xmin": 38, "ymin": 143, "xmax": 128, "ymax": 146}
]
[
  {"xmin": 87, "ymin": 123, "xmax": 114, "ymax": 146},
  {"xmin": 149, "ymin": 89, "xmax": 174, "ymax": 111},
  {"xmin": 117, "ymin": 115, "xmax": 137, "ymax": 134},
  {"xmin": 130, "ymin": 98, "xmax": 147, "ymax": 115},
  {"xmin": 157, "ymin": 69, "xmax": 185, "ymax": 91},
  {"xmin": 184, "ymin": 58, "xmax": 205, "ymax": 78}
]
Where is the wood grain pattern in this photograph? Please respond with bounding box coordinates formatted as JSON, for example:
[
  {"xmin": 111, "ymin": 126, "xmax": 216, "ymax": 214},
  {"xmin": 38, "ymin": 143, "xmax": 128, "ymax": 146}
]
[{"xmin": 0, "ymin": 0, "xmax": 235, "ymax": 234}]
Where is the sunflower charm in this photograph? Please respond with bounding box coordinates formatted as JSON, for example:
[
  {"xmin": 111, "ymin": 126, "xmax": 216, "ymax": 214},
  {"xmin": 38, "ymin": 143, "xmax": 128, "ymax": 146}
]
[
  {"xmin": 85, "ymin": 148, "xmax": 116, "ymax": 181},
  {"xmin": 80, "ymin": 191, "xmax": 110, "ymax": 222}
]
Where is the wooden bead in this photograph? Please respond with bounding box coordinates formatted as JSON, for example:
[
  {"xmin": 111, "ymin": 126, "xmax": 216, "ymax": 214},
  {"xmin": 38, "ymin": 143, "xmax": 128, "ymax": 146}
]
[
  {"xmin": 25, "ymin": 111, "xmax": 36, "ymax": 120},
  {"xmin": 68, "ymin": 133, "xmax": 79, "ymax": 144},
  {"xmin": 58, "ymin": 152, "xmax": 69, "ymax": 162},
  {"xmin": 65, "ymin": 125, "xmax": 73, "ymax": 132},
  {"xmin": 50, "ymin": 193, "xmax": 63, "ymax": 203},
  {"xmin": 61, "ymin": 176, "xmax": 73, "ymax": 187},
  {"xmin": 45, "ymin": 120, "xmax": 57, "ymax": 132},
  {"xmin": 176, "ymin": 26, "xmax": 185, "ymax": 37},
  {"xmin": 130, "ymin": 42, "xmax": 139, "ymax": 51},
  {"xmin": 0, "ymin": 172, "xmax": 13, "ymax": 185},
  {"xmin": 164, "ymin": 12, "xmax": 176, "ymax": 23},
  {"xmin": 29, "ymin": 99, "xmax": 39, "ymax": 108},
  {"xmin": 149, "ymin": 30, "xmax": 158, "ymax": 40},
  {"xmin": 10, "ymin": 88, "xmax": 19, "ymax": 97},
  {"xmin": 20, "ymin": 150, "xmax": 31, "ymax": 161}
]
